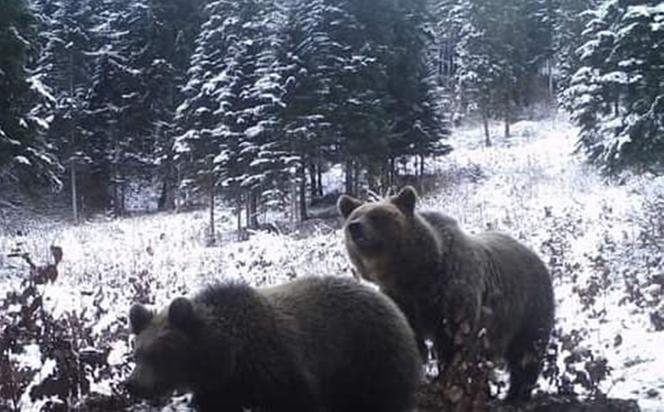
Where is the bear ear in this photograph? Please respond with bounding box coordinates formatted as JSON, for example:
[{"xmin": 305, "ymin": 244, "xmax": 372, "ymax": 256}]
[
  {"xmin": 168, "ymin": 297, "xmax": 197, "ymax": 332},
  {"xmin": 129, "ymin": 304, "xmax": 153, "ymax": 334},
  {"xmin": 337, "ymin": 195, "xmax": 363, "ymax": 219},
  {"xmin": 392, "ymin": 186, "xmax": 418, "ymax": 216}
]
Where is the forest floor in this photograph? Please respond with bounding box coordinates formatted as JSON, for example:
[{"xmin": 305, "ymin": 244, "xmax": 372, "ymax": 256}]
[{"xmin": 1, "ymin": 117, "xmax": 663, "ymax": 411}]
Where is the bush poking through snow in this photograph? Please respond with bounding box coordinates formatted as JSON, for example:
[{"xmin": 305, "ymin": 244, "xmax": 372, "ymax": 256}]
[{"xmin": 0, "ymin": 247, "xmax": 136, "ymax": 411}]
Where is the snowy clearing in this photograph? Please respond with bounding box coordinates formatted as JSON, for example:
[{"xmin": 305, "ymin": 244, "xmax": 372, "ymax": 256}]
[{"xmin": 1, "ymin": 119, "xmax": 663, "ymax": 410}]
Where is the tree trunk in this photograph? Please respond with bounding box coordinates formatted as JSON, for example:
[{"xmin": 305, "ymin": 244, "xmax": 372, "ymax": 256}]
[
  {"xmin": 316, "ymin": 159, "xmax": 323, "ymax": 197},
  {"xmin": 208, "ymin": 177, "xmax": 216, "ymax": 245},
  {"xmin": 175, "ymin": 162, "xmax": 183, "ymax": 212},
  {"xmin": 504, "ymin": 88, "xmax": 511, "ymax": 138},
  {"xmin": 345, "ymin": 158, "xmax": 353, "ymax": 195},
  {"xmin": 68, "ymin": 51, "xmax": 78, "ymax": 223},
  {"xmin": 298, "ymin": 165, "xmax": 307, "ymax": 221},
  {"xmin": 245, "ymin": 188, "xmax": 259, "ymax": 229},
  {"xmin": 158, "ymin": 133, "xmax": 176, "ymax": 211},
  {"xmin": 112, "ymin": 129, "xmax": 121, "ymax": 217},
  {"xmin": 381, "ymin": 160, "xmax": 389, "ymax": 191},
  {"xmin": 385, "ymin": 157, "xmax": 392, "ymax": 189},
  {"xmin": 290, "ymin": 180, "xmax": 296, "ymax": 226},
  {"xmin": 308, "ymin": 161, "xmax": 317, "ymax": 200},
  {"xmin": 71, "ymin": 157, "xmax": 78, "ymax": 224},
  {"xmin": 158, "ymin": 178, "xmax": 175, "ymax": 211},
  {"xmin": 482, "ymin": 109, "xmax": 491, "ymax": 147},
  {"xmin": 119, "ymin": 171, "xmax": 125, "ymax": 216},
  {"xmin": 160, "ymin": 80, "xmax": 178, "ymax": 211},
  {"xmin": 236, "ymin": 196, "xmax": 243, "ymax": 241},
  {"xmin": 547, "ymin": 58, "xmax": 555, "ymax": 107}
]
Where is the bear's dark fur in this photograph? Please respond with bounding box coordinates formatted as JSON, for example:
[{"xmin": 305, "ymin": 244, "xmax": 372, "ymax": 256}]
[
  {"xmin": 338, "ymin": 186, "xmax": 555, "ymax": 401},
  {"xmin": 125, "ymin": 276, "xmax": 421, "ymax": 412}
]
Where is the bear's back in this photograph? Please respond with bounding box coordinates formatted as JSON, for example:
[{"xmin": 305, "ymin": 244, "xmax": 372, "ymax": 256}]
[
  {"xmin": 475, "ymin": 231, "xmax": 554, "ymax": 319},
  {"xmin": 418, "ymin": 210, "xmax": 465, "ymax": 246},
  {"xmin": 260, "ymin": 276, "xmax": 415, "ymax": 347},
  {"xmin": 260, "ymin": 276, "xmax": 420, "ymax": 403},
  {"xmin": 419, "ymin": 210, "xmax": 460, "ymax": 232}
]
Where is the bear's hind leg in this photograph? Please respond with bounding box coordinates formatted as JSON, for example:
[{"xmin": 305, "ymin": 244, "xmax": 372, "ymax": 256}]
[
  {"xmin": 192, "ymin": 391, "xmax": 243, "ymax": 412},
  {"xmin": 505, "ymin": 334, "xmax": 548, "ymax": 401},
  {"xmin": 506, "ymin": 355, "xmax": 541, "ymax": 401},
  {"xmin": 332, "ymin": 398, "xmax": 413, "ymax": 412}
]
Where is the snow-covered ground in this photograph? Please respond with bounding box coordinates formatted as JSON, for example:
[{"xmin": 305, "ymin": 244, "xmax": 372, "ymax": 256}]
[{"xmin": 1, "ymin": 118, "xmax": 663, "ymax": 410}]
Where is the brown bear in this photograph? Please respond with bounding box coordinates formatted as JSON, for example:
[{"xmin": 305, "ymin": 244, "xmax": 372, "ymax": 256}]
[
  {"xmin": 338, "ymin": 186, "xmax": 554, "ymax": 401},
  {"xmin": 125, "ymin": 276, "xmax": 421, "ymax": 412}
]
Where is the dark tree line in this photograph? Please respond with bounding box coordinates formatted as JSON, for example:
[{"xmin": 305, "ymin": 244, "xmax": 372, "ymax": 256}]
[
  {"xmin": 1, "ymin": 0, "xmax": 661, "ymax": 230},
  {"xmin": 175, "ymin": 0, "xmax": 452, "ymax": 233},
  {"xmin": 2, "ymin": 0, "xmax": 451, "ymax": 232}
]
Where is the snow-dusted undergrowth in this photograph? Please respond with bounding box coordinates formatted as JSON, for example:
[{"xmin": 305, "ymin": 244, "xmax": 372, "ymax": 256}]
[
  {"xmin": 1, "ymin": 118, "xmax": 662, "ymax": 410},
  {"xmin": 425, "ymin": 119, "xmax": 663, "ymax": 410}
]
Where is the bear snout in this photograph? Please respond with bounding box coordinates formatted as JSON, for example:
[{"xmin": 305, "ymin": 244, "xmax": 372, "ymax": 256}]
[
  {"xmin": 124, "ymin": 368, "xmax": 162, "ymax": 399},
  {"xmin": 124, "ymin": 376, "xmax": 144, "ymax": 398}
]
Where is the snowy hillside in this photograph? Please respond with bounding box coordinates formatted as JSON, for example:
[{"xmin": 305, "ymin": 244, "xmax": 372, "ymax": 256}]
[{"xmin": 1, "ymin": 119, "xmax": 663, "ymax": 411}]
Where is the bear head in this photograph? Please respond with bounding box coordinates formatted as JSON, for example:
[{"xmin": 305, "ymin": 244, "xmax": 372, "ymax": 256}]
[
  {"xmin": 125, "ymin": 297, "xmax": 210, "ymax": 399},
  {"xmin": 337, "ymin": 186, "xmax": 418, "ymax": 281}
]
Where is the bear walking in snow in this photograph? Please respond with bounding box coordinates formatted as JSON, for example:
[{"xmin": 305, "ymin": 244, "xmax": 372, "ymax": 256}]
[
  {"xmin": 338, "ymin": 186, "xmax": 554, "ymax": 401},
  {"xmin": 125, "ymin": 276, "xmax": 421, "ymax": 412}
]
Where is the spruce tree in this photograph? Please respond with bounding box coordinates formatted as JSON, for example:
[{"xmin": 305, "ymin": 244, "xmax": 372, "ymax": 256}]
[
  {"xmin": 386, "ymin": 0, "xmax": 451, "ymax": 178},
  {"xmin": 30, "ymin": 0, "xmax": 94, "ymax": 219},
  {"xmin": 83, "ymin": 0, "xmax": 155, "ymax": 214},
  {"xmin": 569, "ymin": 0, "xmax": 664, "ymax": 172},
  {"xmin": 435, "ymin": 0, "xmax": 555, "ymax": 140},
  {"xmin": 175, "ymin": 0, "xmax": 289, "ymax": 233},
  {"xmin": 147, "ymin": 0, "xmax": 203, "ymax": 211},
  {"xmin": 0, "ymin": 0, "xmax": 61, "ymax": 190},
  {"xmin": 553, "ymin": 0, "xmax": 597, "ymax": 108}
]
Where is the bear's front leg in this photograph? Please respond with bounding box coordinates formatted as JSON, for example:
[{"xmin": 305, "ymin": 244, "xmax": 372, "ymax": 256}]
[
  {"xmin": 436, "ymin": 292, "xmax": 491, "ymax": 408},
  {"xmin": 192, "ymin": 390, "xmax": 243, "ymax": 412},
  {"xmin": 257, "ymin": 366, "xmax": 324, "ymax": 412},
  {"xmin": 387, "ymin": 292, "xmax": 429, "ymax": 360}
]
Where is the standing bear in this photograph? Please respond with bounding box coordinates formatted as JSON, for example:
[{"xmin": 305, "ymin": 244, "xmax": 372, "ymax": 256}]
[
  {"xmin": 338, "ymin": 186, "xmax": 555, "ymax": 401},
  {"xmin": 125, "ymin": 276, "xmax": 421, "ymax": 412}
]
